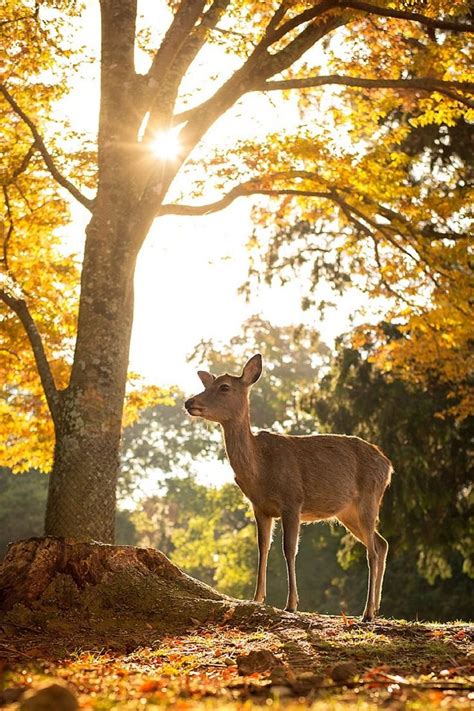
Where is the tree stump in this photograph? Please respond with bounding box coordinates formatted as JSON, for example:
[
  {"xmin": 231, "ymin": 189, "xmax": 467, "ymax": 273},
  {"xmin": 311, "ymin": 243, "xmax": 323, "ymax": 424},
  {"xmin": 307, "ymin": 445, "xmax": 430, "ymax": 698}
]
[{"xmin": 0, "ymin": 537, "xmax": 279, "ymax": 634}]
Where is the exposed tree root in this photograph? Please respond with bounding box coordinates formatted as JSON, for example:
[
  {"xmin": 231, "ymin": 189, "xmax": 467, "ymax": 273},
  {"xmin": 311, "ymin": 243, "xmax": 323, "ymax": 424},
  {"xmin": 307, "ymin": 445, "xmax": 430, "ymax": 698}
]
[{"xmin": 0, "ymin": 537, "xmax": 284, "ymax": 633}]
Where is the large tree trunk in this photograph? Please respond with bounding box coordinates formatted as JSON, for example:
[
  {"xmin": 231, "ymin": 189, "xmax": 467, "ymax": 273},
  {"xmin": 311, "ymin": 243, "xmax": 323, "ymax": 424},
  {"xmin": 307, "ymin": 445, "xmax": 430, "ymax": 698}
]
[
  {"xmin": 45, "ymin": 213, "xmax": 137, "ymax": 542},
  {"xmin": 44, "ymin": 0, "xmax": 162, "ymax": 542}
]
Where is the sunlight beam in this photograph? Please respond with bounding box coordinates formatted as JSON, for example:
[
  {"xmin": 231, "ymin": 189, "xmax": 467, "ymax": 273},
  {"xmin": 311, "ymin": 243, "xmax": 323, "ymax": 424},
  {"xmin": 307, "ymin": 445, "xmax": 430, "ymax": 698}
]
[{"xmin": 150, "ymin": 128, "xmax": 182, "ymax": 160}]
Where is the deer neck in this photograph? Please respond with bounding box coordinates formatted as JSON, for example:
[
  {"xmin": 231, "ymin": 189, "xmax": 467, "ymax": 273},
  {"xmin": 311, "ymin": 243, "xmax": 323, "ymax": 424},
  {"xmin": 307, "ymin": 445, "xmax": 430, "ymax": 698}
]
[{"xmin": 222, "ymin": 415, "xmax": 258, "ymax": 483}]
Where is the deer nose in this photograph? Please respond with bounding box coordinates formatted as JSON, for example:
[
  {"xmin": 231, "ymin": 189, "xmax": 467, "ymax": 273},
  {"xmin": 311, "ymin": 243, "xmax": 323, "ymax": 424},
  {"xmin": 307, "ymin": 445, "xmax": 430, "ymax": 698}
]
[{"xmin": 184, "ymin": 398, "xmax": 195, "ymax": 411}]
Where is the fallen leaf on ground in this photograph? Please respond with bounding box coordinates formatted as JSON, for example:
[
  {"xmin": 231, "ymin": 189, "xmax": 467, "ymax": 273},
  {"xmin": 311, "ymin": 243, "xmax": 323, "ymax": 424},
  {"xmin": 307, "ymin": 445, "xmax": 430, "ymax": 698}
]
[{"xmin": 341, "ymin": 611, "xmax": 355, "ymax": 627}]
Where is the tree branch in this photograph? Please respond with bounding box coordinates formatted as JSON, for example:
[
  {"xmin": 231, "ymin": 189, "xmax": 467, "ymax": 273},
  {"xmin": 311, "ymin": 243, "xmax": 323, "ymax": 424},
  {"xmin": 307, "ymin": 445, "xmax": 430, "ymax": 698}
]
[
  {"xmin": 0, "ymin": 11, "xmax": 37, "ymax": 28},
  {"xmin": 338, "ymin": 1, "xmax": 474, "ymax": 33},
  {"xmin": 0, "ymin": 84, "xmax": 94, "ymax": 211},
  {"xmin": 3, "ymin": 142, "xmax": 37, "ymax": 183},
  {"xmin": 259, "ymin": 75, "xmax": 474, "ymax": 108},
  {"xmin": 145, "ymin": 0, "xmax": 230, "ymax": 139},
  {"xmin": 177, "ymin": 13, "xmax": 345, "ymax": 151},
  {"xmin": 131, "ymin": 2, "xmax": 232, "ymax": 240},
  {"xmin": 140, "ymin": 0, "xmax": 473, "ymax": 234},
  {"xmin": 328, "ymin": 191, "xmax": 417, "ymax": 305},
  {"xmin": 257, "ymin": 1, "xmax": 336, "ymax": 48},
  {"xmin": 369, "ymin": 231, "xmax": 416, "ymax": 306},
  {"xmin": 146, "ymin": 1, "xmax": 208, "ymax": 86},
  {"xmin": 161, "ymin": 177, "xmax": 458, "ymax": 295},
  {"xmin": 159, "ymin": 182, "xmax": 332, "ymax": 216},
  {"xmin": 330, "ymin": 190, "xmax": 455, "ymax": 298},
  {"xmin": 0, "ymin": 289, "xmax": 61, "ymax": 424}
]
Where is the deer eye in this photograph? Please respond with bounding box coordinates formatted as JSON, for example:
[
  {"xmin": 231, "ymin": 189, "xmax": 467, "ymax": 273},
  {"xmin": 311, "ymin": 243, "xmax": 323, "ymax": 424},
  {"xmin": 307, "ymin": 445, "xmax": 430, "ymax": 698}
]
[{"xmin": 219, "ymin": 383, "xmax": 231, "ymax": 392}]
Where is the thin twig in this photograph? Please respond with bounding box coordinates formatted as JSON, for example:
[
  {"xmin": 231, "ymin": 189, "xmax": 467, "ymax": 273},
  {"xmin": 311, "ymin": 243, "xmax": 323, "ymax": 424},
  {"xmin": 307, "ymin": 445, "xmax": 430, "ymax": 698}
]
[
  {"xmin": 0, "ymin": 642, "xmax": 34, "ymax": 659},
  {"xmin": 2, "ymin": 186, "xmax": 14, "ymax": 271}
]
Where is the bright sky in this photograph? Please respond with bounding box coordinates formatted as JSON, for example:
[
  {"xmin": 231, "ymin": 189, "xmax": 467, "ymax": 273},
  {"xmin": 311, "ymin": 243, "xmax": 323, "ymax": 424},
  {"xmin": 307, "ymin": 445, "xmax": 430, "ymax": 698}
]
[
  {"xmin": 60, "ymin": 2, "xmax": 368, "ymax": 394},
  {"xmin": 131, "ymin": 209, "xmax": 367, "ymax": 392}
]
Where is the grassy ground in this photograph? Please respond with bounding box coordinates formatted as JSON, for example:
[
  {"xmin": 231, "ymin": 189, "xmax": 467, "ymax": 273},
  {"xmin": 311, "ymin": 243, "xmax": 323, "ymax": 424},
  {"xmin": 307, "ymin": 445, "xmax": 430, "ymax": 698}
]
[{"xmin": 0, "ymin": 611, "xmax": 472, "ymax": 709}]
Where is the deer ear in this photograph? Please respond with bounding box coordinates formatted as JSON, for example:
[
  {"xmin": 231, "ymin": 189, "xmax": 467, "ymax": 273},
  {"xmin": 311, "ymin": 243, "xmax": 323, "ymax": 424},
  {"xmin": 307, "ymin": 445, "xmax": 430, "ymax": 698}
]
[
  {"xmin": 241, "ymin": 353, "xmax": 262, "ymax": 386},
  {"xmin": 197, "ymin": 370, "xmax": 216, "ymax": 388}
]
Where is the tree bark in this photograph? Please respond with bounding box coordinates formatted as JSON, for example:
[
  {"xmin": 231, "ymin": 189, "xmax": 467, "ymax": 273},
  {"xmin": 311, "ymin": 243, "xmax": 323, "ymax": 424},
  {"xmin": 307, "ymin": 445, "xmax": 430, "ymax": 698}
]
[{"xmin": 45, "ymin": 212, "xmax": 137, "ymax": 542}]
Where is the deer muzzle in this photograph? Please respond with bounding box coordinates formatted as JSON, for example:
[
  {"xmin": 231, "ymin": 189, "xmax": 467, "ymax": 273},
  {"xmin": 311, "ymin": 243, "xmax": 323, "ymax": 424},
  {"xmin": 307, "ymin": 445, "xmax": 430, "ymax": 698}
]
[{"xmin": 184, "ymin": 398, "xmax": 205, "ymax": 417}]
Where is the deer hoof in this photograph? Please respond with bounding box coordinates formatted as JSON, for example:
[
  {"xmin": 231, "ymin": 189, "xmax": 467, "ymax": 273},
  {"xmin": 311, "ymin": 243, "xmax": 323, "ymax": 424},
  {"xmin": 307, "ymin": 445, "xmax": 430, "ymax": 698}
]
[
  {"xmin": 284, "ymin": 605, "xmax": 298, "ymax": 613},
  {"xmin": 361, "ymin": 612, "xmax": 375, "ymax": 622}
]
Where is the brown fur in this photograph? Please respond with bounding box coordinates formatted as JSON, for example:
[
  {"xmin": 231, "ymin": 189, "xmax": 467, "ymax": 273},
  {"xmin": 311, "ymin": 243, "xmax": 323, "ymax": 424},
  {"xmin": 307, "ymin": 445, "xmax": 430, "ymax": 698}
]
[{"xmin": 185, "ymin": 354, "xmax": 392, "ymax": 620}]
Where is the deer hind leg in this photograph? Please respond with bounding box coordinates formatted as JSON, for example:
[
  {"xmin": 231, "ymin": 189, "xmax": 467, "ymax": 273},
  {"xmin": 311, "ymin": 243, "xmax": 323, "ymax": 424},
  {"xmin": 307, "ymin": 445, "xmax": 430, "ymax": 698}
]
[
  {"xmin": 373, "ymin": 531, "xmax": 388, "ymax": 615},
  {"xmin": 281, "ymin": 509, "xmax": 301, "ymax": 613},
  {"xmin": 337, "ymin": 503, "xmax": 379, "ymax": 622},
  {"xmin": 253, "ymin": 508, "xmax": 274, "ymax": 604}
]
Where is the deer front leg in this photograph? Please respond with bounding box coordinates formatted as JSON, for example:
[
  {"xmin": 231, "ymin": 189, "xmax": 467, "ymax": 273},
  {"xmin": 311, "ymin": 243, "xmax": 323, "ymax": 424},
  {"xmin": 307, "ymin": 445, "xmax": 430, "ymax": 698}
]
[
  {"xmin": 253, "ymin": 508, "xmax": 274, "ymax": 603},
  {"xmin": 362, "ymin": 535, "xmax": 379, "ymax": 622},
  {"xmin": 281, "ymin": 509, "xmax": 301, "ymax": 612}
]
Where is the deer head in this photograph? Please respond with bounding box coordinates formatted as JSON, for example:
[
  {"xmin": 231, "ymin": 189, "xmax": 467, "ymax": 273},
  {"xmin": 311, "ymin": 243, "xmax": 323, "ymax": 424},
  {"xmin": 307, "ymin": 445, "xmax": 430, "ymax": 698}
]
[{"xmin": 184, "ymin": 354, "xmax": 262, "ymax": 424}]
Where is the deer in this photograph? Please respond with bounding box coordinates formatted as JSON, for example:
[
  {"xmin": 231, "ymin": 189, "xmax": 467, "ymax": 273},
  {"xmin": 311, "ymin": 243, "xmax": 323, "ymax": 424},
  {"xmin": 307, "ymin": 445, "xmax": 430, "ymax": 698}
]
[{"xmin": 184, "ymin": 353, "xmax": 392, "ymax": 621}]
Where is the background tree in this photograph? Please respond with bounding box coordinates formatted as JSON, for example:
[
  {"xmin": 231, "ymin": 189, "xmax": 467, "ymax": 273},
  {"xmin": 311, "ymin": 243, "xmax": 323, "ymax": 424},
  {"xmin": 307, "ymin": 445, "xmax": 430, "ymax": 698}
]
[
  {"xmin": 0, "ymin": 467, "xmax": 137, "ymax": 557},
  {"xmin": 306, "ymin": 334, "xmax": 473, "ymax": 585},
  {"xmin": 1, "ymin": 1, "xmax": 473, "ymax": 543},
  {"xmin": 0, "ymin": 468, "xmax": 48, "ymax": 556},
  {"xmin": 120, "ymin": 389, "xmax": 218, "ymax": 499},
  {"xmin": 189, "ymin": 315, "xmax": 330, "ymax": 432},
  {"xmin": 243, "ymin": 19, "xmax": 473, "ymax": 420}
]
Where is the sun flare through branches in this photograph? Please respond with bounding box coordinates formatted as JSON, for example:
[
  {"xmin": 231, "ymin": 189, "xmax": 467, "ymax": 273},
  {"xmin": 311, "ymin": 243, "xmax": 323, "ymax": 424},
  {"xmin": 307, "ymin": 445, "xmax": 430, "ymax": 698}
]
[{"xmin": 150, "ymin": 128, "xmax": 182, "ymax": 161}]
